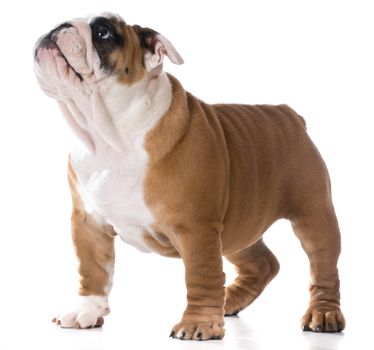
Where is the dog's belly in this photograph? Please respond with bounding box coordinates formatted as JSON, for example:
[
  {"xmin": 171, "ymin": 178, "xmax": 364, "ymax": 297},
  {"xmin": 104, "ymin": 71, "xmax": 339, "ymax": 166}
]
[{"xmin": 71, "ymin": 145, "xmax": 157, "ymax": 253}]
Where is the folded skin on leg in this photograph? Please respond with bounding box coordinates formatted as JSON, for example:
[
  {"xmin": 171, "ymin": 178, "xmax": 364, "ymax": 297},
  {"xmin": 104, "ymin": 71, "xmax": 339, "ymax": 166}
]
[
  {"xmin": 292, "ymin": 203, "xmax": 346, "ymax": 333},
  {"xmin": 170, "ymin": 228, "xmax": 226, "ymax": 341},
  {"xmin": 224, "ymin": 239, "xmax": 280, "ymax": 316}
]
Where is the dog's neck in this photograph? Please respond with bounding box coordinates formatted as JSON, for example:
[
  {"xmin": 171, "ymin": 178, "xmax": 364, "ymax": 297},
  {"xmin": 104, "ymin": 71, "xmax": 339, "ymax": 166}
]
[
  {"xmin": 102, "ymin": 72, "xmax": 172, "ymax": 147},
  {"xmin": 59, "ymin": 72, "xmax": 172, "ymax": 155}
]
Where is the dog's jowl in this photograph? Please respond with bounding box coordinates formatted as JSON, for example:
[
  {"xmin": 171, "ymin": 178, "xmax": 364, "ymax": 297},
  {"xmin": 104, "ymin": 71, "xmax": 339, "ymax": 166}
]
[{"xmin": 34, "ymin": 12, "xmax": 345, "ymax": 340}]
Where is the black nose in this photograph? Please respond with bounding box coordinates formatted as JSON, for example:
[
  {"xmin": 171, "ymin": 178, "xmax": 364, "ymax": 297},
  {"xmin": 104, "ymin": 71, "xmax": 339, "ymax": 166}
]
[
  {"xmin": 34, "ymin": 22, "xmax": 73, "ymax": 59},
  {"xmin": 49, "ymin": 23, "xmax": 73, "ymax": 38}
]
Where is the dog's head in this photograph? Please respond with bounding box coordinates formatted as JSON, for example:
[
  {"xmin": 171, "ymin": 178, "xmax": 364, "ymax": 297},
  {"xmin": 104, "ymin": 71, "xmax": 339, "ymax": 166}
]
[{"xmin": 34, "ymin": 13, "xmax": 183, "ymax": 98}]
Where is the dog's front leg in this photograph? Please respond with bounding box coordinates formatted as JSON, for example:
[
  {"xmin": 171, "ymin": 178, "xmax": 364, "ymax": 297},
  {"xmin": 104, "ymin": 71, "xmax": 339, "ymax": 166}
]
[
  {"xmin": 52, "ymin": 163, "xmax": 115, "ymax": 329},
  {"xmin": 170, "ymin": 229, "xmax": 225, "ymax": 340}
]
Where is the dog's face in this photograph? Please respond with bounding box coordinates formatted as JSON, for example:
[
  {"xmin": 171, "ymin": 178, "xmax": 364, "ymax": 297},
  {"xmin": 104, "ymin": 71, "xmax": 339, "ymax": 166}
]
[{"xmin": 34, "ymin": 13, "xmax": 183, "ymax": 99}]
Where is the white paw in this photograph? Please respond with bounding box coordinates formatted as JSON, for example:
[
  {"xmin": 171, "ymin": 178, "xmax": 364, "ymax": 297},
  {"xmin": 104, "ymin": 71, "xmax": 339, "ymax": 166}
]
[{"xmin": 53, "ymin": 296, "xmax": 110, "ymax": 329}]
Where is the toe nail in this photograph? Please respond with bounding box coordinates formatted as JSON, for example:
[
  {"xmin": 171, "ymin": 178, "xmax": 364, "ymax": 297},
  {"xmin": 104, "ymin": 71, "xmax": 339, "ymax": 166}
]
[
  {"xmin": 169, "ymin": 331, "xmax": 175, "ymax": 338},
  {"xmin": 327, "ymin": 323, "xmax": 334, "ymax": 330},
  {"xmin": 302, "ymin": 325, "xmax": 309, "ymax": 331},
  {"xmin": 180, "ymin": 332, "xmax": 186, "ymax": 339},
  {"xmin": 338, "ymin": 322, "xmax": 344, "ymax": 332},
  {"xmin": 197, "ymin": 332, "xmax": 202, "ymax": 340},
  {"xmin": 316, "ymin": 325, "xmax": 321, "ymax": 332},
  {"xmin": 95, "ymin": 317, "xmax": 104, "ymax": 327}
]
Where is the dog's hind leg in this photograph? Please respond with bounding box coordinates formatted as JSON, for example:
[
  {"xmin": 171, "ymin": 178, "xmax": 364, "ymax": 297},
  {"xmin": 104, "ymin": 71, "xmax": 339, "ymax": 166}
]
[
  {"xmin": 224, "ymin": 239, "xmax": 280, "ymax": 316},
  {"xmin": 291, "ymin": 200, "xmax": 345, "ymax": 333}
]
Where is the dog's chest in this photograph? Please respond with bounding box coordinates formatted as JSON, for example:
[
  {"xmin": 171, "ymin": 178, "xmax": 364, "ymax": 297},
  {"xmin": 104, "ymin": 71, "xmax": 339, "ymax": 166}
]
[{"xmin": 71, "ymin": 144, "xmax": 155, "ymax": 252}]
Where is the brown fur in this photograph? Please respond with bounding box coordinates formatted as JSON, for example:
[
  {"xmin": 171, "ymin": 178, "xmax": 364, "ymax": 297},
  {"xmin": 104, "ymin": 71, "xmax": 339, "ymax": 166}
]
[
  {"xmin": 68, "ymin": 161, "xmax": 115, "ymax": 297},
  {"xmin": 142, "ymin": 75, "xmax": 345, "ymax": 338},
  {"xmin": 106, "ymin": 19, "xmax": 147, "ymax": 84},
  {"xmin": 66, "ymin": 21, "xmax": 345, "ymax": 340}
]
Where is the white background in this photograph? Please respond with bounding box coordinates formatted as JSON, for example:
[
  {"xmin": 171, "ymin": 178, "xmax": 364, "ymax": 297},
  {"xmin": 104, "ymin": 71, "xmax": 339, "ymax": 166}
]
[{"xmin": 0, "ymin": 0, "xmax": 373, "ymax": 349}]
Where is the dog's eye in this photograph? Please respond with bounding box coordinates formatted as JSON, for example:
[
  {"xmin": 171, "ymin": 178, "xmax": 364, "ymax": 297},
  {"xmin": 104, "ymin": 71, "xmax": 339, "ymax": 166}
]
[{"xmin": 95, "ymin": 25, "xmax": 112, "ymax": 40}]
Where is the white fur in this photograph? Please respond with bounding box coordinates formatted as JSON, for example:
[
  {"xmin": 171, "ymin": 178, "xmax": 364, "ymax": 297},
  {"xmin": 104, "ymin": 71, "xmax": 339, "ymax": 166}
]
[
  {"xmin": 55, "ymin": 296, "xmax": 109, "ymax": 328},
  {"xmin": 34, "ymin": 14, "xmax": 183, "ymax": 329},
  {"xmin": 70, "ymin": 73, "xmax": 172, "ymax": 252},
  {"xmin": 35, "ymin": 16, "xmax": 177, "ymax": 251},
  {"xmin": 104, "ymin": 263, "xmax": 115, "ymax": 295}
]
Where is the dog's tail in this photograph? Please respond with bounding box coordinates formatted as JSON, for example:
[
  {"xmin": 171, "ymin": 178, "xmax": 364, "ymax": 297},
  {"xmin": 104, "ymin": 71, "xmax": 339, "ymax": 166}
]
[{"xmin": 278, "ymin": 104, "xmax": 307, "ymax": 129}]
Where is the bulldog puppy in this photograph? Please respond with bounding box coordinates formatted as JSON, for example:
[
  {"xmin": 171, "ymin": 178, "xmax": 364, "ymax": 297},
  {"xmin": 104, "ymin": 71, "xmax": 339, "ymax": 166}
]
[{"xmin": 34, "ymin": 13, "xmax": 345, "ymax": 340}]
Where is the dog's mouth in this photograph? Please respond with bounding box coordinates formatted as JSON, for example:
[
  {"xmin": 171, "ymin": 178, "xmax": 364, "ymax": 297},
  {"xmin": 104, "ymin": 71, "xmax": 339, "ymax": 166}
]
[
  {"xmin": 35, "ymin": 37, "xmax": 84, "ymax": 82},
  {"xmin": 48, "ymin": 40, "xmax": 84, "ymax": 81}
]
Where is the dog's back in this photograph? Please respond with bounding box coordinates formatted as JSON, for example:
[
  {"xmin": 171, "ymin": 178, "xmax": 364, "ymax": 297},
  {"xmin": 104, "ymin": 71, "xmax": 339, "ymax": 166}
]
[{"xmin": 207, "ymin": 102, "xmax": 330, "ymax": 248}]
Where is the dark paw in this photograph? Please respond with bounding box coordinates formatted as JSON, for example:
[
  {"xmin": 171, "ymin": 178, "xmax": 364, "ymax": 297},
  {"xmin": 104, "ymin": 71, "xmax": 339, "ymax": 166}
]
[
  {"xmin": 301, "ymin": 308, "xmax": 345, "ymax": 333},
  {"xmin": 224, "ymin": 310, "xmax": 240, "ymax": 317}
]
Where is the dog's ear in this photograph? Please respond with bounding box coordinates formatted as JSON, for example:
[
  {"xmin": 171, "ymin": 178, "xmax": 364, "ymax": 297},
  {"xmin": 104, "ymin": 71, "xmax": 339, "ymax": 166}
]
[
  {"xmin": 133, "ymin": 25, "xmax": 184, "ymax": 69},
  {"xmin": 149, "ymin": 34, "xmax": 184, "ymax": 68}
]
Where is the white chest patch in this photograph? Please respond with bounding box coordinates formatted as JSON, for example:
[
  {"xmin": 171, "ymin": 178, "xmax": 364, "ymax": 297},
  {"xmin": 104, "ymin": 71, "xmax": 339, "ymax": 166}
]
[
  {"xmin": 71, "ymin": 141, "xmax": 154, "ymax": 253},
  {"xmin": 67, "ymin": 74, "xmax": 173, "ymax": 253}
]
